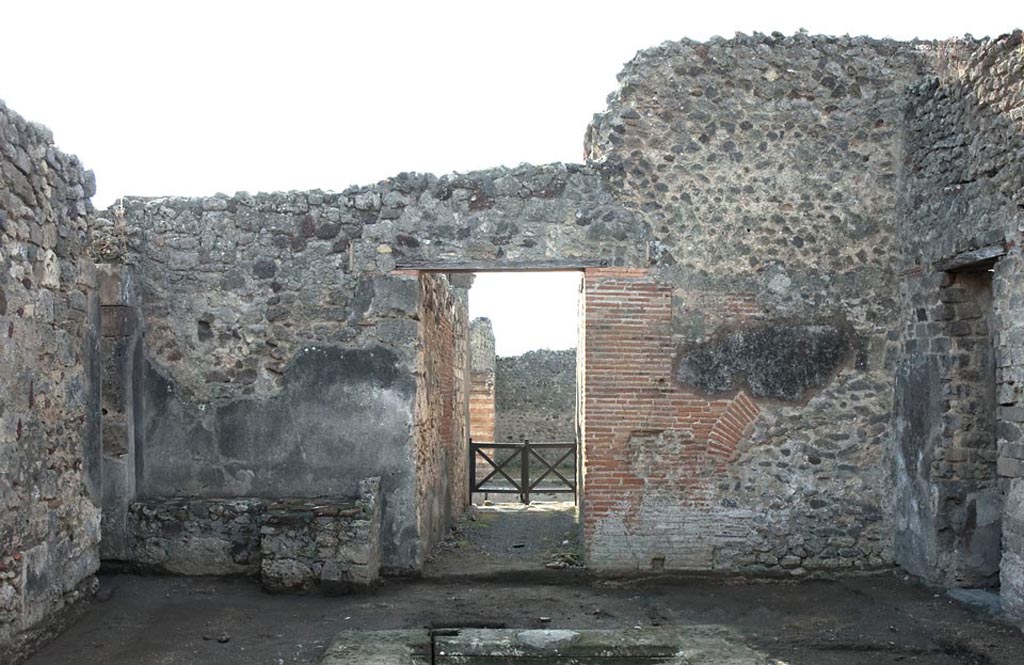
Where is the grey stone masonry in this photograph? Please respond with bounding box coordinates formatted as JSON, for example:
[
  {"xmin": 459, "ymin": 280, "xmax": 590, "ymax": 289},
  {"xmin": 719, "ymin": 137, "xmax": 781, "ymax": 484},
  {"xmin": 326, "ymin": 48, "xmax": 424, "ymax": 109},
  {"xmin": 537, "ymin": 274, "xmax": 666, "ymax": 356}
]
[
  {"xmin": 469, "ymin": 318, "xmax": 496, "ymax": 375},
  {"xmin": 1005, "ymin": 480, "xmax": 1024, "ymax": 625},
  {"xmin": 111, "ymin": 163, "xmax": 636, "ymax": 575},
  {"xmin": 127, "ymin": 498, "xmax": 263, "ymax": 576},
  {"xmin": 260, "ymin": 477, "xmax": 382, "ymax": 593},
  {"xmin": 125, "ymin": 478, "xmax": 382, "ymax": 592},
  {"xmin": 894, "ymin": 270, "xmax": 1001, "ymax": 588},
  {"xmin": 582, "ymin": 33, "xmax": 932, "ymax": 576},
  {"xmin": 896, "ymin": 30, "xmax": 1024, "ymax": 620},
  {"xmin": 0, "ymin": 99, "xmax": 100, "ymax": 664}
]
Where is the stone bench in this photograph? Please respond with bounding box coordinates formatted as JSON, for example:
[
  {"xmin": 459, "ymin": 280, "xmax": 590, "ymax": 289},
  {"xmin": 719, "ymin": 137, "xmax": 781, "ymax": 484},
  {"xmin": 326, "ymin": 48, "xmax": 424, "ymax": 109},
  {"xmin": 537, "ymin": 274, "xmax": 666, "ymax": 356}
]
[
  {"xmin": 125, "ymin": 477, "xmax": 381, "ymax": 593},
  {"xmin": 260, "ymin": 485, "xmax": 382, "ymax": 593}
]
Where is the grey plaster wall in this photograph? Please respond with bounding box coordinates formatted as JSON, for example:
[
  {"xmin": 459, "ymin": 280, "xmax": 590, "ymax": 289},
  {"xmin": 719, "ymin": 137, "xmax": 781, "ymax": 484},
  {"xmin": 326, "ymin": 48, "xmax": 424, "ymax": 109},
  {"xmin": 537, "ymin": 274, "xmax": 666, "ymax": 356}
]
[
  {"xmin": 0, "ymin": 100, "xmax": 100, "ymax": 663},
  {"xmin": 140, "ymin": 345, "xmax": 418, "ymax": 569}
]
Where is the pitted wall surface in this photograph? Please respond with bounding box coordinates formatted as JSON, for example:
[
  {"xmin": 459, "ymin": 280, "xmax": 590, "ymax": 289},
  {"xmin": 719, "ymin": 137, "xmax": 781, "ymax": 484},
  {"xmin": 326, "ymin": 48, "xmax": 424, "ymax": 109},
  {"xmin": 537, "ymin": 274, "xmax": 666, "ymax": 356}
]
[
  {"xmin": 580, "ymin": 34, "xmax": 933, "ymax": 572},
  {"xmin": 118, "ymin": 34, "xmax": 938, "ymax": 577}
]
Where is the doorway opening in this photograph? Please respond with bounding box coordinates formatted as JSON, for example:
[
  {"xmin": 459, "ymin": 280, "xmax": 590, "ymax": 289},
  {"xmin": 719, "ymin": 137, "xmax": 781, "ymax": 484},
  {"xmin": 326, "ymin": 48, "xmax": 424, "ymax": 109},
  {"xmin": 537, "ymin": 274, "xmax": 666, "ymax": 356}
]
[
  {"xmin": 467, "ymin": 271, "xmax": 582, "ymax": 507},
  {"xmin": 938, "ymin": 267, "xmax": 1002, "ymax": 588},
  {"xmin": 418, "ymin": 268, "xmax": 584, "ymax": 575}
]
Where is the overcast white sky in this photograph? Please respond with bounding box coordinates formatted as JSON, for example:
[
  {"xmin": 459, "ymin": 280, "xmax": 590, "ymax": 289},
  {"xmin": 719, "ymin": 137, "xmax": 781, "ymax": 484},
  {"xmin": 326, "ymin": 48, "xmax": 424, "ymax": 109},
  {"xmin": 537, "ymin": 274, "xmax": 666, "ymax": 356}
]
[
  {"xmin": 470, "ymin": 272, "xmax": 581, "ymax": 355},
  {"xmin": 3, "ymin": 1, "xmax": 1018, "ymax": 353}
]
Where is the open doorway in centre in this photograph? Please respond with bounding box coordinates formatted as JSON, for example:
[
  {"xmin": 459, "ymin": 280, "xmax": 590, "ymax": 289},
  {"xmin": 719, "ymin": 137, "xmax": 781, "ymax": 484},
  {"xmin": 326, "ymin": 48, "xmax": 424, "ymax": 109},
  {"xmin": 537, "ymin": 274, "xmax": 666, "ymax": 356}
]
[
  {"xmin": 468, "ymin": 271, "xmax": 582, "ymax": 506},
  {"xmin": 428, "ymin": 269, "xmax": 583, "ymax": 575}
]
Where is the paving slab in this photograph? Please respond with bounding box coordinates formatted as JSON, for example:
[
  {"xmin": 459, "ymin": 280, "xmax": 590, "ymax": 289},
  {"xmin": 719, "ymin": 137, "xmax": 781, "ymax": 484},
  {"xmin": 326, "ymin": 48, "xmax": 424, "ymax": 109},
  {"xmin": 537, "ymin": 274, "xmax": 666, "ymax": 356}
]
[{"xmin": 320, "ymin": 627, "xmax": 769, "ymax": 664}]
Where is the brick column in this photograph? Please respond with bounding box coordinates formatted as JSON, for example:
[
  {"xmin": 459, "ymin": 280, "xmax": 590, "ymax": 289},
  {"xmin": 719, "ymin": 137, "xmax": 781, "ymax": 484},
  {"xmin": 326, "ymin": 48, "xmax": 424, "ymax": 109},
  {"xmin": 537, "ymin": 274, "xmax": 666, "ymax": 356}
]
[{"xmin": 468, "ymin": 318, "xmax": 496, "ymax": 443}]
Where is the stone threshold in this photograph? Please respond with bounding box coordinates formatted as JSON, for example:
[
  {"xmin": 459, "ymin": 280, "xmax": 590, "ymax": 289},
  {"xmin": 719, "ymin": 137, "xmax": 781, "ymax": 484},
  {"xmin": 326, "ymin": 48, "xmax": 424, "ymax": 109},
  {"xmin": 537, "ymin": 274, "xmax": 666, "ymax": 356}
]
[{"xmin": 319, "ymin": 627, "xmax": 771, "ymax": 664}]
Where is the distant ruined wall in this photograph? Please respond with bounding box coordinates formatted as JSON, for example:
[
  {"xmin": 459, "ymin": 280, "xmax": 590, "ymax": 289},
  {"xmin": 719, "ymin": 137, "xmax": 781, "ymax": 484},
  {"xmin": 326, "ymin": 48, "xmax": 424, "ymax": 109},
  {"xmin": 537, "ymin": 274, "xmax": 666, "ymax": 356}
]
[
  {"xmin": 582, "ymin": 34, "xmax": 933, "ymax": 572},
  {"xmin": 495, "ymin": 349, "xmax": 577, "ymax": 443},
  {"xmin": 0, "ymin": 102, "xmax": 100, "ymax": 663},
  {"xmin": 896, "ymin": 32, "xmax": 1024, "ymax": 614}
]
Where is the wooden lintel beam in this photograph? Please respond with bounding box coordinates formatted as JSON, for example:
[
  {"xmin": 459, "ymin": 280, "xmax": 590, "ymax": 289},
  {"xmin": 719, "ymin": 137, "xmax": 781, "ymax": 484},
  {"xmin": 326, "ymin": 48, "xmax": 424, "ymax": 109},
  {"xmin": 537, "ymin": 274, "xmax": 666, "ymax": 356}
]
[
  {"xmin": 934, "ymin": 244, "xmax": 1006, "ymax": 272},
  {"xmin": 394, "ymin": 258, "xmax": 610, "ymax": 272}
]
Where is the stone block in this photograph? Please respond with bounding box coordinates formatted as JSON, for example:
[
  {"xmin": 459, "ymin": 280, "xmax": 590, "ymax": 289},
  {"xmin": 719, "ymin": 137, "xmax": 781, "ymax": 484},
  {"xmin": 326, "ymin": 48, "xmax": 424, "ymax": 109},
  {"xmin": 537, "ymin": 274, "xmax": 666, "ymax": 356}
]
[
  {"xmin": 259, "ymin": 477, "xmax": 382, "ymax": 593},
  {"xmin": 999, "ymin": 457, "xmax": 1024, "ymax": 478}
]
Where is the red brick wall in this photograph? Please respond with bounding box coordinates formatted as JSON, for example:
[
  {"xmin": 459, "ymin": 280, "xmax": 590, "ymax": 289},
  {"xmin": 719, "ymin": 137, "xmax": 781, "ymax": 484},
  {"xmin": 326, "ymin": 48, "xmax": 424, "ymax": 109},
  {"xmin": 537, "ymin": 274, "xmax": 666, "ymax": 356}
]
[
  {"xmin": 414, "ymin": 273, "xmax": 469, "ymax": 561},
  {"xmin": 581, "ymin": 268, "xmax": 760, "ymax": 570}
]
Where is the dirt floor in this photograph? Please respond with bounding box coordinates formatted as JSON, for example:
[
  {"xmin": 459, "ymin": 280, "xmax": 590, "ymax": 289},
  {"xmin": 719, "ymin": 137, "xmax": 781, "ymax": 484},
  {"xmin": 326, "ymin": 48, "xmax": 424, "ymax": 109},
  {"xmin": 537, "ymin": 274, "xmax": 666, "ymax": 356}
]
[
  {"xmin": 20, "ymin": 502, "xmax": 1024, "ymax": 665},
  {"xmin": 425, "ymin": 500, "xmax": 581, "ymax": 576}
]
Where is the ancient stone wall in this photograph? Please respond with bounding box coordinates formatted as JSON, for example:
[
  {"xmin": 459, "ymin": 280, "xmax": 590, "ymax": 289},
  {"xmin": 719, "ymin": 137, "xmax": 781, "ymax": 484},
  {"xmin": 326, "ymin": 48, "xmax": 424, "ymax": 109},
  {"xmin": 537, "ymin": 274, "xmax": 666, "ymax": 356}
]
[
  {"xmin": 127, "ymin": 497, "xmax": 263, "ymax": 576},
  {"xmin": 580, "ymin": 34, "xmax": 932, "ymax": 572},
  {"xmin": 896, "ymin": 31, "xmax": 1024, "ymax": 614},
  {"xmin": 0, "ymin": 101, "xmax": 101, "ymax": 662},
  {"xmin": 259, "ymin": 478, "xmax": 383, "ymax": 593},
  {"xmin": 469, "ymin": 317, "xmax": 496, "ymax": 443},
  {"xmin": 94, "ymin": 31, "xmax": 1024, "ymax": 587},
  {"xmin": 495, "ymin": 349, "xmax": 577, "ymax": 443},
  {"xmin": 414, "ymin": 273, "xmax": 470, "ymax": 560},
  {"xmin": 116, "ymin": 35, "xmax": 940, "ymax": 577}
]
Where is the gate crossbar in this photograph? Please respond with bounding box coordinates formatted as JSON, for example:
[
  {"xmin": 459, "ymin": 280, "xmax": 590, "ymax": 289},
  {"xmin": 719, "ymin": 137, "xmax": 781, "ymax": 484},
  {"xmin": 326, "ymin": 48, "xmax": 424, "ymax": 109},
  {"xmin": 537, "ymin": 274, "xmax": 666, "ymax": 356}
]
[{"xmin": 469, "ymin": 439, "xmax": 577, "ymax": 504}]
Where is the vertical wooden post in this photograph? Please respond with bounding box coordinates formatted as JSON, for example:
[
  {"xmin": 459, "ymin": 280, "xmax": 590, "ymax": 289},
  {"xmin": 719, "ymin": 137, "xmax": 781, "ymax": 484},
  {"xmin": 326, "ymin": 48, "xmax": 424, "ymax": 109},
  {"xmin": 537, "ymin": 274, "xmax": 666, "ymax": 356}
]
[
  {"xmin": 573, "ymin": 439, "xmax": 579, "ymax": 505},
  {"xmin": 469, "ymin": 438, "xmax": 476, "ymax": 497},
  {"xmin": 522, "ymin": 439, "xmax": 531, "ymax": 505}
]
